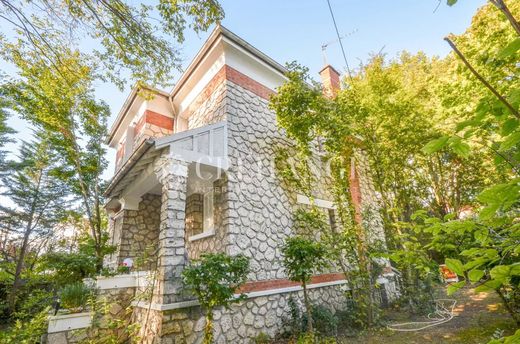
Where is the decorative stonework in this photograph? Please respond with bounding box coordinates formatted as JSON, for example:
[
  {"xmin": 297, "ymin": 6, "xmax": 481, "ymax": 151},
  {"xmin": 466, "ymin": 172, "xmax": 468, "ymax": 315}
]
[
  {"xmin": 185, "ymin": 193, "xmax": 203, "ymax": 238},
  {"xmin": 134, "ymin": 110, "xmax": 174, "ymax": 148},
  {"xmin": 141, "ymin": 283, "xmax": 348, "ymax": 344},
  {"xmin": 186, "ymin": 177, "xmax": 228, "ymax": 260},
  {"xmin": 187, "ymin": 79, "xmax": 227, "ymax": 130},
  {"xmin": 153, "ymin": 155, "xmax": 189, "ymax": 305},
  {"xmin": 96, "ymin": 63, "xmax": 393, "ymax": 344},
  {"xmin": 115, "ymin": 193, "xmax": 161, "ymax": 269}
]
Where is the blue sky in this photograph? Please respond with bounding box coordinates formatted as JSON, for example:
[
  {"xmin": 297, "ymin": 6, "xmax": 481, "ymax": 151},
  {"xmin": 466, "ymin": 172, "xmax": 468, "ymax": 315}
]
[{"xmin": 4, "ymin": 0, "xmax": 487, "ymax": 175}]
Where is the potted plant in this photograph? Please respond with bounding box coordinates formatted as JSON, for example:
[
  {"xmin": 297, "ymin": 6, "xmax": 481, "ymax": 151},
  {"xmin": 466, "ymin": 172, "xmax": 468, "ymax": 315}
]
[{"xmin": 60, "ymin": 282, "xmax": 93, "ymax": 313}]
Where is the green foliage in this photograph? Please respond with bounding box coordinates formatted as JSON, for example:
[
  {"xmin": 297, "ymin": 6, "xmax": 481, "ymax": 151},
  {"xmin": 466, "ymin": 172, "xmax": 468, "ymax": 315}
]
[
  {"xmin": 42, "ymin": 252, "xmax": 98, "ymax": 286},
  {"xmin": 60, "ymin": 282, "xmax": 93, "ymax": 312},
  {"xmin": 282, "ymin": 237, "xmax": 328, "ymax": 286},
  {"xmin": 0, "ymin": 0, "xmax": 224, "ymax": 89},
  {"xmin": 0, "ymin": 90, "xmax": 15, "ymax": 173},
  {"xmin": 0, "ymin": 134, "xmax": 69, "ymax": 316},
  {"xmin": 488, "ymin": 329, "xmax": 520, "ymax": 344},
  {"xmin": 252, "ymin": 332, "xmax": 271, "ymax": 344},
  {"xmin": 2, "ymin": 42, "xmax": 112, "ymax": 271},
  {"xmin": 182, "ymin": 253, "xmax": 249, "ymax": 343},
  {"xmin": 0, "ymin": 307, "xmax": 49, "ymax": 344},
  {"xmin": 282, "ymin": 236, "xmax": 329, "ymax": 334},
  {"xmin": 284, "ymin": 298, "xmax": 339, "ymax": 340}
]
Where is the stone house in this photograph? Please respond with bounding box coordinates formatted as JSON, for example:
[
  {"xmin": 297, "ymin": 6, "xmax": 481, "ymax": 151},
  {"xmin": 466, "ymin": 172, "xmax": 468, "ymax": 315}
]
[{"xmin": 99, "ymin": 25, "xmax": 396, "ymax": 343}]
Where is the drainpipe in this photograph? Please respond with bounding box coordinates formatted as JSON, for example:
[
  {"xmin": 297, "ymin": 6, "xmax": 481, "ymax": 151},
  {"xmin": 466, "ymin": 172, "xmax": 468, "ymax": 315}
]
[{"xmin": 168, "ymin": 94, "xmax": 178, "ymax": 133}]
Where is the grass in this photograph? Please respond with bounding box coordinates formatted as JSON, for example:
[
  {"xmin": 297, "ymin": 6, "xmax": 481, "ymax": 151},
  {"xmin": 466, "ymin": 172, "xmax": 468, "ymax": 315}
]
[{"xmin": 339, "ymin": 287, "xmax": 517, "ymax": 344}]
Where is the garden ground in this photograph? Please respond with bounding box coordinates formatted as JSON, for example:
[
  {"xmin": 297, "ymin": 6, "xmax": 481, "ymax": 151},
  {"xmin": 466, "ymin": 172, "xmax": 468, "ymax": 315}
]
[{"xmin": 344, "ymin": 287, "xmax": 516, "ymax": 344}]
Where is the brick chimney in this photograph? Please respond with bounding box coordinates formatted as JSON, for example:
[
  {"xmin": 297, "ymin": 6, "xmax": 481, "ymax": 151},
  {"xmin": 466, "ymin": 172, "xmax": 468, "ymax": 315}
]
[{"xmin": 319, "ymin": 65, "xmax": 341, "ymax": 98}]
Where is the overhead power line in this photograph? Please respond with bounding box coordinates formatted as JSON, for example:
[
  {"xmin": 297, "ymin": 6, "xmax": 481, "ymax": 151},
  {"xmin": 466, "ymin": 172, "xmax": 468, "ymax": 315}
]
[{"xmin": 325, "ymin": 0, "xmax": 353, "ymax": 81}]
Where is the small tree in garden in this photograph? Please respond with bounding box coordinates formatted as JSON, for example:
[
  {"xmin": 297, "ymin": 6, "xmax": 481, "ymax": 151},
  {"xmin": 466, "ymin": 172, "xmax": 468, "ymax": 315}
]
[
  {"xmin": 282, "ymin": 236, "xmax": 328, "ymax": 334},
  {"xmin": 182, "ymin": 253, "xmax": 249, "ymax": 344}
]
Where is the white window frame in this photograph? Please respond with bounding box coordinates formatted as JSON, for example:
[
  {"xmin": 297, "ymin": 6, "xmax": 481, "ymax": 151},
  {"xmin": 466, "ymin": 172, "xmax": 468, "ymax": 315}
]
[{"xmin": 189, "ymin": 189, "xmax": 215, "ymax": 242}]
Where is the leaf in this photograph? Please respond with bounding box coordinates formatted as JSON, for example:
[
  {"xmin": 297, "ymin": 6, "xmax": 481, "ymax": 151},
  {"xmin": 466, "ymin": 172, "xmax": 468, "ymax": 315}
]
[
  {"xmin": 510, "ymin": 263, "xmax": 520, "ymax": 276},
  {"xmin": 503, "ymin": 329, "xmax": 520, "ymax": 344},
  {"xmin": 475, "ymin": 280, "xmax": 502, "ymax": 293},
  {"xmin": 447, "ymin": 0, "xmax": 458, "ymax": 5},
  {"xmin": 447, "ymin": 281, "xmax": 465, "ymax": 295},
  {"xmin": 464, "ymin": 257, "xmax": 487, "ymax": 271},
  {"xmin": 474, "ymin": 229, "xmax": 488, "ymax": 243},
  {"xmin": 422, "ymin": 136, "xmax": 449, "ymax": 154},
  {"xmin": 501, "ymin": 118, "xmax": 519, "ymax": 136},
  {"xmin": 498, "ymin": 38, "xmax": 520, "ymax": 58},
  {"xmin": 446, "ymin": 258, "xmax": 465, "ymax": 276},
  {"xmin": 468, "ymin": 269, "xmax": 484, "ymax": 283},
  {"xmin": 500, "ymin": 131, "xmax": 520, "ymax": 151},
  {"xmin": 490, "ymin": 265, "xmax": 510, "ymax": 283}
]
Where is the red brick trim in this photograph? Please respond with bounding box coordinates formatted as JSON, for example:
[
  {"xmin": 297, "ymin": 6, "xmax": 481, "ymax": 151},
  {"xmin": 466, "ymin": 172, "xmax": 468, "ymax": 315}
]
[
  {"xmin": 134, "ymin": 110, "xmax": 174, "ymax": 136},
  {"xmin": 238, "ymin": 273, "xmax": 345, "ymax": 294},
  {"xmin": 144, "ymin": 110, "xmax": 174, "ymax": 130},
  {"xmin": 182, "ymin": 64, "xmax": 276, "ymax": 118},
  {"xmin": 183, "ymin": 66, "xmax": 227, "ymax": 118},
  {"xmin": 349, "ymin": 159, "xmax": 363, "ymax": 224},
  {"xmin": 224, "ymin": 65, "xmax": 275, "ymax": 100}
]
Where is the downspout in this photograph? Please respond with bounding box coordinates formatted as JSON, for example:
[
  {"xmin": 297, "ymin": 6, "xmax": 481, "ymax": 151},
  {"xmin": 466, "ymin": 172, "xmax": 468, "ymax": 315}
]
[{"xmin": 168, "ymin": 94, "xmax": 178, "ymax": 133}]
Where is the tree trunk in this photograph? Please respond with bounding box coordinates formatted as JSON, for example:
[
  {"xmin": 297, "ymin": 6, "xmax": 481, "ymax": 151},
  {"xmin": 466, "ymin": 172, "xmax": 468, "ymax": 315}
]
[
  {"xmin": 302, "ymin": 281, "xmax": 313, "ymax": 334},
  {"xmin": 204, "ymin": 309, "xmax": 214, "ymax": 344},
  {"xmin": 496, "ymin": 287, "xmax": 520, "ymax": 326},
  {"xmin": 8, "ymin": 171, "xmax": 42, "ymax": 314}
]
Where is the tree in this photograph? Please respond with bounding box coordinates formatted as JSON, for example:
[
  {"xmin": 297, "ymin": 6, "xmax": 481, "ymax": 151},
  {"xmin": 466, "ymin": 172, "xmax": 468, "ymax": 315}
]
[
  {"xmin": 0, "ymin": 0, "xmax": 224, "ymax": 89},
  {"xmin": 0, "ymin": 91, "xmax": 15, "ymax": 174},
  {"xmin": 2, "ymin": 43, "xmax": 111, "ymax": 271},
  {"xmin": 0, "ymin": 136, "xmax": 68, "ymax": 315},
  {"xmin": 416, "ymin": 0, "xmax": 520, "ymax": 330},
  {"xmin": 182, "ymin": 253, "xmax": 249, "ymax": 344},
  {"xmin": 281, "ymin": 236, "xmax": 328, "ymax": 334}
]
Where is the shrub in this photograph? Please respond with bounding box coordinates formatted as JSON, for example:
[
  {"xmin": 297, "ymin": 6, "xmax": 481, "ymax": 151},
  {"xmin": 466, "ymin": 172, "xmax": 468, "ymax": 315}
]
[
  {"xmin": 182, "ymin": 253, "xmax": 249, "ymax": 344},
  {"xmin": 60, "ymin": 282, "xmax": 92, "ymax": 312},
  {"xmin": 283, "ymin": 298, "xmax": 339, "ymax": 339},
  {"xmin": 282, "ymin": 237, "xmax": 328, "ymax": 334},
  {"xmin": 252, "ymin": 332, "xmax": 271, "ymax": 344},
  {"xmin": 302, "ymin": 305, "xmax": 338, "ymax": 337},
  {"xmin": 0, "ymin": 308, "xmax": 49, "ymax": 343}
]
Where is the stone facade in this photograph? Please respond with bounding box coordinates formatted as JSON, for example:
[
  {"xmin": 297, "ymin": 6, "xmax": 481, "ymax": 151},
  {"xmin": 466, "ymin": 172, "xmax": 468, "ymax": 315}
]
[
  {"xmin": 98, "ymin": 47, "xmax": 392, "ymax": 344},
  {"xmin": 185, "ymin": 193, "xmax": 203, "ymax": 238},
  {"xmin": 185, "ymin": 177, "xmax": 228, "ymax": 260},
  {"xmin": 187, "ymin": 81, "xmax": 227, "ymax": 130},
  {"xmin": 107, "ymin": 193, "xmax": 161, "ymax": 269},
  {"xmin": 135, "ymin": 283, "xmax": 348, "ymax": 344}
]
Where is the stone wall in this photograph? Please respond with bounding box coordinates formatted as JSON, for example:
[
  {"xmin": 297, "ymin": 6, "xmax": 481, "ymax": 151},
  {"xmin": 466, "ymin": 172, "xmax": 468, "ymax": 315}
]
[
  {"xmin": 117, "ymin": 193, "xmax": 161, "ymax": 270},
  {"xmin": 354, "ymin": 150, "xmax": 386, "ymax": 245},
  {"xmin": 186, "ymin": 177, "xmax": 229, "ymax": 260},
  {"xmin": 138, "ymin": 282, "xmax": 348, "ymax": 344},
  {"xmin": 224, "ymin": 80, "xmax": 341, "ymax": 282},
  {"xmin": 185, "ymin": 193, "xmax": 203, "ymax": 238},
  {"xmin": 187, "ymin": 81, "xmax": 227, "ymax": 129}
]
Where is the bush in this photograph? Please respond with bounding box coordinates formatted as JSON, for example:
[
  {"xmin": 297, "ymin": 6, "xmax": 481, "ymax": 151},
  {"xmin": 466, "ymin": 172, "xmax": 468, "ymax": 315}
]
[
  {"xmin": 0, "ymin": 308, "xmax": 49, "ymax": 343},
  {"xmin": 252, "ymin": 332, "xmax": 271, "ymax": 344},
  {"xmin": 60, "ymin": 282, "xmax": 92, "ymax": 312},
  {"xmin": 182, "ymin": 253, "xmax": 249, "ymax": 344},
  {"xmin": 283, "ymin": 298, "xmax": 339, "ymax": 338}
]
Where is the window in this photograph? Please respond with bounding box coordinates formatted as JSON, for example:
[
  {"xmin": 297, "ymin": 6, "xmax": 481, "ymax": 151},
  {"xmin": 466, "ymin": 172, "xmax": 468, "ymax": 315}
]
[
  {"xmin": 203, "ymin": 189, "xmax": 214, "ymax": 232},
  {"xmin": 189, "ymin": 189, "xmax": 215, "ymax": 242}
]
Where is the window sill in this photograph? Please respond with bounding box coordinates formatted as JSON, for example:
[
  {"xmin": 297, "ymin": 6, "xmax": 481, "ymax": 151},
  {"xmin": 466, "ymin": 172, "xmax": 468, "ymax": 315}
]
[{"xmin": 188, "ymin": 229, "xmax": 215, "ymax": 242}]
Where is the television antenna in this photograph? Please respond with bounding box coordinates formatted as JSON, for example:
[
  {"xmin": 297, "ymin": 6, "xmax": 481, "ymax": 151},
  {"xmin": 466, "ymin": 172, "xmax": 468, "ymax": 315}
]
[{"xmin": 321, "ymin": 29, "xmax": 358, "ymax": 65}]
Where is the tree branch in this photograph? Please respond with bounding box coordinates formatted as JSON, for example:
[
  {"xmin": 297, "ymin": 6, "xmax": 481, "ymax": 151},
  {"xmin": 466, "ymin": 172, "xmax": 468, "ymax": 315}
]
[{"xmin": 445, "ymin": 37, "xmax": 520, "ymax": 120}]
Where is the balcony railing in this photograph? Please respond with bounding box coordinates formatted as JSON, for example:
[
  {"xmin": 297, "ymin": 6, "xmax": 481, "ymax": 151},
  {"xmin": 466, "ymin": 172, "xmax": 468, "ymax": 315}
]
[{"xmin": 155, "ymin": 121, "xmax": 228, "ymax": 169}]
